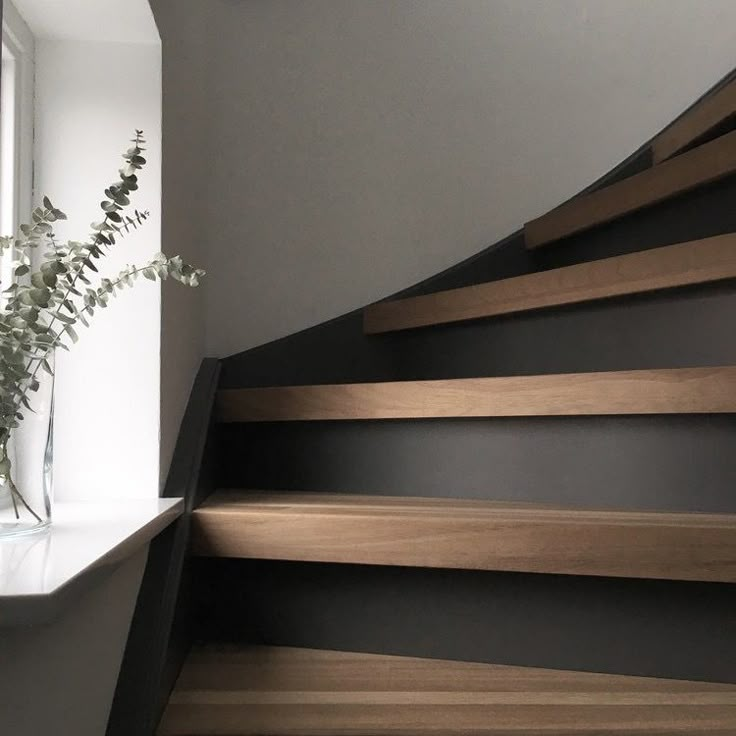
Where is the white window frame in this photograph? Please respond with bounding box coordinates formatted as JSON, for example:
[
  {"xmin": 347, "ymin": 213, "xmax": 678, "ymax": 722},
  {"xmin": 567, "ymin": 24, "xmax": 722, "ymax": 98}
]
[{"xmin": 1, "ymin": 0, "xmax": 34, "ymax": 291}]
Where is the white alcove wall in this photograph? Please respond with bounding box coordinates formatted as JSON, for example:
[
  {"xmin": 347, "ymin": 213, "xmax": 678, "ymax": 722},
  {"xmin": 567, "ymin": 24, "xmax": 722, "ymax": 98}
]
[
  {"xmin": 34, "ymin": 39, "xmax": 162, "ymax": 501},
  {"xmin": 1, "ymin": 3, "xmax": 164, "ymax": 735},
  {"xmin": 13, "ymin": 0, "xmax": 164, "ymax": 501}
]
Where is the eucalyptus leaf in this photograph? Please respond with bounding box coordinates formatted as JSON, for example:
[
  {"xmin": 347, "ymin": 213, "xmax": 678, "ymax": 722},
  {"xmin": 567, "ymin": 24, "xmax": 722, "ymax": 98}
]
[{"xmin": 0, "ymin": 130, "xmax": 205, "ymax": 440}]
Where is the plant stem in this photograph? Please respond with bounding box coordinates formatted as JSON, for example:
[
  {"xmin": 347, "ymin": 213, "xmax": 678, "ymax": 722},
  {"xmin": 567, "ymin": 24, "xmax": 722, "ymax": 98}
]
[
  {"xmin": 0, "ymin": 435, "xmax": 44, "ymax": 525},
  {"xmin": 18, "ymin": 263, "xmax": 152, "ymax": 380},
  {"xmin": 8, "ymin": 475, "xmax": 43, "ymax": 524},
  {"xmin": 8, "ymin": 213, "xmax": 115, "ymax": 418},
  {"xmin": 9, "ymin": 479, "xmax": 20, "ymax": 520},
  {"xmin": 10, "ymin": 208, "xmax": 152, "ymax": 419}
]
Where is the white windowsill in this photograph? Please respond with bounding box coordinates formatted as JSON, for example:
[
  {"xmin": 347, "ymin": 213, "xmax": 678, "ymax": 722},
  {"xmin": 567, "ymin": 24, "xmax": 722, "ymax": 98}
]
[{"xmin": 0, "ymin": 497, "xmax": 183, "ymax": 626}]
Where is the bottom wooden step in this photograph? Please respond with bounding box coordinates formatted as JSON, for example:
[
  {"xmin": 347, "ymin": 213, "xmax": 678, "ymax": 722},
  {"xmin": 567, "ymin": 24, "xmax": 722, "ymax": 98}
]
[{"xmin": 159, "ymin": 645, "xmax": 736, "ymax": 734}]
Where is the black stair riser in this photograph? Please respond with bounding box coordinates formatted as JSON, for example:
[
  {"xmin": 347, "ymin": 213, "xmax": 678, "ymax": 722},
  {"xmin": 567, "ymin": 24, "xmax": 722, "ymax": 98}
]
[
  {"xmin": 673, "ymin": 113, "xmax": 736, "ymax": 159},
  {"xmin": 221, "ymin": 283, "xmax": 736, "ymax": 388},
  {"xmin": 380, "ymin": 282, "xmax": 736, "ymax": 381},
  {"xmin": 218, "ymin": 415, "xmax": 736, "ymax": 513},
  {"xmin": 193, "ymin": 559, "xmax": 736, "ymax": 684},
  {"xmin": 219, "ymin": 234, "xmax": 533, "ymax": 389},
  {"xmin": 533, "ymin": 175, "xmax": 736, "ymax": 269}
]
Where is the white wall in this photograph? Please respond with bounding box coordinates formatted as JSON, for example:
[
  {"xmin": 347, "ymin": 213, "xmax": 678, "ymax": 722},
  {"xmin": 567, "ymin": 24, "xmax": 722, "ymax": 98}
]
[
  {"xmin": 178, "ymin": 0, "xmax": 736, "ymax": 357},
  {"xmin": 0, "ymin": 550, "xmax": 148, "ymax": 736},
  {"xmin": 0, "ymin": 7, "xmax": 164, "ymax": 736},
  {"xmin": 34, "ymin": 39, "xmax": 162, "ymax": 500},
  {"xmin": 11, "ymin": 0, "xmax": 159, "ymax": 43}
]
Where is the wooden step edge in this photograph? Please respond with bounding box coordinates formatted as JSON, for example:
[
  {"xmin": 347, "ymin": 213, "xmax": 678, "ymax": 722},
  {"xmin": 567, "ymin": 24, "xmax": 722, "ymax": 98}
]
[
  {"xmin": 192, "ymin": 491, "xmax": 736, "ymax": 583},
  {"xmin": 215, "ymin": 365, "xmax": 736, "ymax": 422},
  {"xmin": 363, "ymin": 235, "xmax": 736, "ymax": 334},
  {"xmin": 158, "ymin": 644, "xmax": 736, "ymax": 736},
  {"xmin": 168, "ymin": 643, "xmax": 736, "ymax": 693},
  {"xmin": 652, "ymin": 77, "xmax": 736, "ymax": 164},
  {"xmin": 524, "ymin": 129, "xmax": 736, "ymax": 249},
  {"xmin": 160, "ymin": 646, "xmax": 736, "ymax": 735}
]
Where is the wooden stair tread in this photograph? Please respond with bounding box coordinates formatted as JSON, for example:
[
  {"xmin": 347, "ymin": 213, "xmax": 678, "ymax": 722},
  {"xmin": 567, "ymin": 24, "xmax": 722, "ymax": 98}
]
[
  {"xmin": 524, "ymin": 129, "xmax": 736, "ymax": 249},
  {"xmin": 216, "ymin": 365, "xmax": 736, "ymax": 422},
  {"xmin": 652, "ymin": 77, "xmax": 736, "ymax": 163},
  {"xmin": 363, "ymin": 235, "xmax": 736, "ymax": 333},
  {"xmin": 192, "ymin": 491, "xmax": 736, "ymax": 583},
  {"xmin": 159, "ymin": 645, "xmax": 736, "ymax": 734}
]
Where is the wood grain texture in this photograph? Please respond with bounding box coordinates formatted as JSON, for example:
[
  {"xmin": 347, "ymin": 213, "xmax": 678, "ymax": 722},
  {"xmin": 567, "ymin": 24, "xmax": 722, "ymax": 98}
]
[
  {"xmin": 159, "ymin": 645, "xmax": 736, "ymax": 734},
  {"xmin": 216, "ymin": 365, "xmax": 736, "ymax": 422},
  {"xmin": 524, "ymin": 130, "xmax": 736, "ymax": 249},
  {"xmin": 364, "ymin": 235, "xmax": 736, "ymax": 333},
  {"xmin": 652, "ymin": 78, "xmax": 736, "ymax": 163},
  {"xmin": 192, "ymin": 491, "xmax": 736, "ymax": 583}
]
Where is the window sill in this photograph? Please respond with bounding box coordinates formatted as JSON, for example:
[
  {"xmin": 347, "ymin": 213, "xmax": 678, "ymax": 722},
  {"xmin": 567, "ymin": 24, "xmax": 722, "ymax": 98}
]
[{"xmin": 0, "ymin": 497, "xmax": 183, "ymax": 626}]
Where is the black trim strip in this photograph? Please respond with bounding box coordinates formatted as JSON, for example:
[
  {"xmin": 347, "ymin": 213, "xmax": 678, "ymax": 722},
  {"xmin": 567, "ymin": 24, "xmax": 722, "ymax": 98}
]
[{"xmin": 106, "ymin": 358, "xmax": 221, "ymax": 736}]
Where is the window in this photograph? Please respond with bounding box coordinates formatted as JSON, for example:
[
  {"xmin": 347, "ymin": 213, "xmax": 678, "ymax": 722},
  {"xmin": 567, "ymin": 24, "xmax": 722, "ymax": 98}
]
[{"xmin": 1, "ymin": 1, "xmax": 34, "ymax": 293}]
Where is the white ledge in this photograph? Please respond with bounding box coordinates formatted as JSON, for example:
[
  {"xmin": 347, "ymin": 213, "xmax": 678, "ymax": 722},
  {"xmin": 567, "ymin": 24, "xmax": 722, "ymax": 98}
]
[{"xmin": 0, "ymin": 498, "xmax": 183, "ymax": 626}]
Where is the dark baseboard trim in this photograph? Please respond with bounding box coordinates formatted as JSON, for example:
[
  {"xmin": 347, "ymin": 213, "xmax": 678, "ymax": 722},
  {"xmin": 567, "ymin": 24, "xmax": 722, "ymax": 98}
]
[{"xmin": 106, "ymin": 358, "xmax": 221, "ymax": 736}]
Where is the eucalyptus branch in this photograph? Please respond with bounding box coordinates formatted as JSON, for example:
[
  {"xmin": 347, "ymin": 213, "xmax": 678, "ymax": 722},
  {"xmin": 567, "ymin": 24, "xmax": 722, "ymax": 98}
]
[
  {"xmin": 6, "ymin": 133, "xmax": 149, "ymax": 345},
  {"xmin": 0, "ymin": 130, "xmax": 205, "ymax": 436},
  {"xmin": 24, "ymin": 257, "xmax": 203, "ymax": 359}
]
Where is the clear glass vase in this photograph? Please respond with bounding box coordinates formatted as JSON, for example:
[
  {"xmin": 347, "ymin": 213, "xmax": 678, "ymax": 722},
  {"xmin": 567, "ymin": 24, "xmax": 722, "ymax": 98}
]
[{"xmin": 0, "ymin": 355, "xmax": 54, "ymax": 538}]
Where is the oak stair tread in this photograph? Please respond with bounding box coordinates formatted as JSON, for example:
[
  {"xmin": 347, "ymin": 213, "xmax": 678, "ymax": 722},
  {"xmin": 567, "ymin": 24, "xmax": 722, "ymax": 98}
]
[
  {"xmin": 524, "ymin": 129, "xmax": 736, "ymax": 249},
  {"xmin": 363, "ymin": 235, "xmax": 736, "ymax": 333},
  {"xmin": 652, "ymin": 76, "xmax": 736, "ymax": 163},
  {"xmin": 216, "ymin": 365, "xmax": 736, "ymax": 422},
  {"xmin": 159, "ymin": 645, "xmax": 736, "ymax": 735},
  {"xmin": 192, "ymin": 491, "xmax": 736, "ymax": 583}
]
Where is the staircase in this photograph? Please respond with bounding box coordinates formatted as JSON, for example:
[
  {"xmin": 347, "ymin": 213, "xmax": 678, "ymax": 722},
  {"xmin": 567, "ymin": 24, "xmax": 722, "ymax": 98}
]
[{"xmin": 157, "ymin": 73, "xmax": 736, "ymax": 734}]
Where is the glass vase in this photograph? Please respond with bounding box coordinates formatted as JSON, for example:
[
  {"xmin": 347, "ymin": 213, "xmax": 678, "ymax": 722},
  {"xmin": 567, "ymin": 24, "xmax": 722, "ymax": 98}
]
[{"xmin": 0, "ymin": 354, "xmax": 54, "ymax": 538}]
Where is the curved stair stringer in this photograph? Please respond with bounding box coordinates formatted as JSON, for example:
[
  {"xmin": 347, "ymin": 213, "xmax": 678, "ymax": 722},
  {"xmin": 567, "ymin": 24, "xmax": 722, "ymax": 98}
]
[{"xmin": 220, "ymin": 67, "xmax": 736, "ymax": 391}]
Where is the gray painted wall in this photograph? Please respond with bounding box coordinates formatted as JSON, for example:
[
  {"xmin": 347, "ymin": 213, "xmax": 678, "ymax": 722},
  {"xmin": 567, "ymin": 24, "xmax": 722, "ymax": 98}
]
[
  {"xmin": 149, "ymin": 0, "xmax": 736, "ymax": 466},
  {"xmin": 152, "ymin": 0, "xmax": 736, "ymax": 357}
]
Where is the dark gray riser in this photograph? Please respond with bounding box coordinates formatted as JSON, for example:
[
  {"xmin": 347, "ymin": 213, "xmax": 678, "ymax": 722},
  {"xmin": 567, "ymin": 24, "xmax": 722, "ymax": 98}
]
[
  {"xmin": 220, "ymin": 311, "xmax": 396, "ymax": 389},
  {"xmin": 533, "ymin": 175, "xmax": 736, "ymax": 269},
  {"xmin": 674, "ymin": 113, "xmax": 736, "ymax": 159},
  {"xmin": 193, "ymin": 559, "xmax": 736, "ymax": 684},
  {"xmin": 220, "ymin": 281, "xmax": 736, "ymax": 388},
  {"xmin": 383, "ymin": 282, "xmax": 736, "ymax": 381},
  {"xmin": 217, "ymin": 415, "xmax": 736, "ymax": 513}
]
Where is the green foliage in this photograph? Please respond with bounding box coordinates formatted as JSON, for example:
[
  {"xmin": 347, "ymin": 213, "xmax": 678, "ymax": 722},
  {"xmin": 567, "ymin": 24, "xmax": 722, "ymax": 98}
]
[{"xmin": 0, "ymin": 131, "xmax": 205, "ymax": 438}]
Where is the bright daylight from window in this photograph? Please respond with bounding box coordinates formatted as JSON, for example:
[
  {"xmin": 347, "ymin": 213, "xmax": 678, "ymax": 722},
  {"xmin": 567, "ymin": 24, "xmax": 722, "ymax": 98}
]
[
  {"xmin": 1, "ymin": 4, "xmax": 33, "ymax": 302},
  {"xmin": 0, "ymin": 38, "xmax": 17, "ymax": 292}
]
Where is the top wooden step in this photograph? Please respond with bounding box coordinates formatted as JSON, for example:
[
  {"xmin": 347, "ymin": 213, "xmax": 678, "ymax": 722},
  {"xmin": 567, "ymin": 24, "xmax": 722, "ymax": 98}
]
[
  {"xmin": 160, "ymin": 645, "xmax": 736, "ymax": 735},
  {"xmin": 525, "ymin": 129, "xmax": 736, "ymax": 249},
  {"xmin": 652, "ymin": 77, "xmax": 736, "ymax": 163},
  {"xmin": 363, "ymin": 235, "xmax": 736, "ymax": 334}
]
